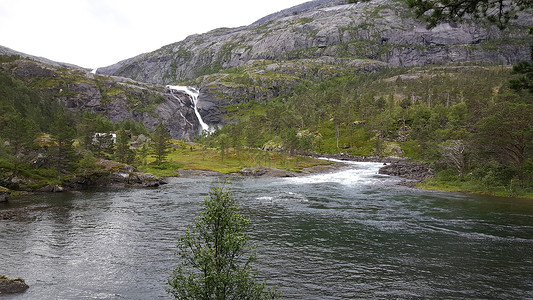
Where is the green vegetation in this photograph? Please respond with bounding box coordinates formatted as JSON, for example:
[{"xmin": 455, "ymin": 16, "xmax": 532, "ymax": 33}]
[
  {"xmin": 0, "ymin": 56, "xmax": 328, "ymax": 190},
  {"xmin": 0, "ymin": 47, "xmax": 531, "ymax": 198},
  {"xmin": 150, "ymin": 123, "xmax": 173, "ymax": 165},
  {"xmin": 167, "ymin": 184, "xmax": 280, "ymax": 299},
  {"xmin": 198, "ymin": 64, "xmax": 533, "ymax": 198},
  {"xmin": 0, "ymin": 56, "xmax": 161, "ymax": 189},
  {"xmin": 138, "ymin": 141, "xmax": 331, "ymax": 177}
]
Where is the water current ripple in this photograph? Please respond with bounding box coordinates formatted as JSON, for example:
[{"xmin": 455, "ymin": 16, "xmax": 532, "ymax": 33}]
[{"xmin": 1, "ymin": 161, "xmax": 532, "ymax": 299}]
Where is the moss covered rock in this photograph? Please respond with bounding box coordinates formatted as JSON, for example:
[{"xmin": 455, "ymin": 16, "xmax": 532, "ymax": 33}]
[
  {"xmin": 0, "ymin": 186, "xmax": 10, "ymax": 202},
  {"xmin": 0, "ymin": 276, "xmax": 29, "ymax": 294}
]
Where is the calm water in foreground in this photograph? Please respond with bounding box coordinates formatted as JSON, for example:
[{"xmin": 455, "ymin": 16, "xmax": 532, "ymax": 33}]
[{"xmin": 1, "ymin": 161, "xmax": 532, "ymax": 299}]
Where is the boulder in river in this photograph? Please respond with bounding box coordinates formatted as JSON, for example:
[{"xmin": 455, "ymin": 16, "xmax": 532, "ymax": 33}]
[
  {"xmin": 240, "ymin": 167, "xmax": 295, "ymax": 177},
  {"xmin": 0, "ymin": 276, "xmax": 29, "ymax": 294},
  {"xmin": 378, "ymin": 161, "xmax": 434, "ymax": 181},
  {"xmin": 0, "ymin": 186, "xmax": 10, "ymax": 202}
]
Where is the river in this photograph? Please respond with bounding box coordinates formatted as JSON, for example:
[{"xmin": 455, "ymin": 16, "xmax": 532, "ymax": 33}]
[{"xmin": 1, "ymin": 161, "xmax": 532, "ymax": 299}]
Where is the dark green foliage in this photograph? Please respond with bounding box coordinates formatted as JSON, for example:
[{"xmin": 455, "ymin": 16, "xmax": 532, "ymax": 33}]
[
  {"xmin": 475, "ymin": 98, "xmax": 533, "ymax": 177},
  {"xmin": 136, "ymin": 143, "xmax": 150, "ymax": 166},
  {"xmin": 0, "ymin": 62, "xmax": 84, "ymax": 185},
  {"xmin": 0, "ymin": 57, "xmax": 155, "ymax": 188},
  {"xmin": 0, "ymin": 55, "xmax": 21, "ymax": 64},
  {"xmin": 151, "ymin": 123, "xmax": 173, "ymax": 165},
  {"xmin": 217, "ymin": 133, "xmax": 230, "ymax": 161},
  {"xmin": 48, "ymin": 110, "xmax": 77, "ymax": 177},
  {"xmin": 91, "ymin": 133, "xmax": 115, "ymax": 158},
  {"xmin": 199, "ymin": 64, "xmax": 532, "ymax": 194},
  {"xmin": 116, "ymin": 118, "xmax": 149, "ymax": 136},
  {"xmin": 405, "ymin": 1, "xmax": 532, "ymax": 192},
  {"xmin": 0, "ymin": 114, "xmax": 38, "ymax": 174},
  {"xmin": 167, "ymin": 185, "xmax": 279, "ymax": 300},
  {"xmin": 77, "ymin": 112, "xmax": 116, "ymax": 157},
  {"xmin": 510, "ymin": 61, "xmax": 533, "ymax": 93},
  {"xmin": 115, "ymin": 129, "xmax": 135, "ymax": 164},
  {"xmin": 76, "ymin": 152, "xmax": 101, "ymax": 176}
]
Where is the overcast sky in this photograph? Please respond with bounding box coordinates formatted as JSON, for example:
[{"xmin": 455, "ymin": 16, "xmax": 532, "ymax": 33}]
[{"xmin": 0, "ymin": 0, "xmax": 309, "ymax": 69}]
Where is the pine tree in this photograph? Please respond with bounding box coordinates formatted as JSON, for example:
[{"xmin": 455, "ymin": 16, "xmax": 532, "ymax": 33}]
[
  {"xmin": 48, "ymin": 111, "xmax": 76, "ymax": 179},
  {"xmin": 1, "ymin": 114, "xmax": 38, "ymax": 174},
  {"xmin": 150, "ymin": 123, "xmax": 173, "ymax": 166},
  {"xmin": 115, "ymin": 129, "xmax": 134, "ymax": 164}
]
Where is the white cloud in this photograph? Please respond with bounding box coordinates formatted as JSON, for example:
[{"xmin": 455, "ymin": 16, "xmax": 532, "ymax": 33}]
[{"xmin": 0, "ymin": 0, "xmax": 309, "ymax": 69}]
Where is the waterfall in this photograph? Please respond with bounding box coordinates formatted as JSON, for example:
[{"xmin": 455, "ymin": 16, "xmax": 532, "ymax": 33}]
[{"xmin": 166, "ymin": 85, "xmax": 210, "ymax": 133}]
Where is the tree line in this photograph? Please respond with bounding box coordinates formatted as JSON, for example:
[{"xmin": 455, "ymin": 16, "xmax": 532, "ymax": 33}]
[
  {"xmin": 199, "ymin": 65, "xmax": 532, "ymax": 194},
  {"xmin": 0, "ymin": 63, "xmax": 174, "ymax": 188}
]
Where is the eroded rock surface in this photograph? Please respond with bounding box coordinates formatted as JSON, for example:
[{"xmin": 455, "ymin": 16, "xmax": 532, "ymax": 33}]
[{"xmin": 98, "ymin": 0, "xmax": 532, "ymax": 85}]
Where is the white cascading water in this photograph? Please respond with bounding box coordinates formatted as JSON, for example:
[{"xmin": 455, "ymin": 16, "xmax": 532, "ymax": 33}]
[
  {"xmin": 166, "ymin": 85, "xmax": 209, "ymax": 132},
  {"xmin": 286, "ymin": 159, "xmax": 394, "ymax": 186}
]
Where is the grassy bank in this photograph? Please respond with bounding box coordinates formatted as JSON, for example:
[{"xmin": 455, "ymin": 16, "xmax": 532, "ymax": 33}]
[
  {"xmin": 137, "ymin": 141, "xmax": 332, "ymax": 177},
  {"xmin": 417, "ymin": 179, "xmax": 533, "ymax": 199}
]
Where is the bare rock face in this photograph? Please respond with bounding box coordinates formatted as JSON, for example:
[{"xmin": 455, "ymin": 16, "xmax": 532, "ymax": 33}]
[
  {"xmin": 97, "ymin": 0, "xmax": 532, "ymax": 85},
  {"xmin": 4, "ymin": 59, "xmax": 202, "ymax": 141},
  {"xmin": 0, "ymin": 276, "xmax": 29, "ymax": 294},
  {"xmin": 0, "ymin": 186, "xmax": 9, "ymax": 202}
]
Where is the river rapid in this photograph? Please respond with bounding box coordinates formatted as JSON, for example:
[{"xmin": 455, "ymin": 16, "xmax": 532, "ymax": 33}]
[{"xmin": 1, "ymin": 161, "xmax": 532, "ymax": 299}]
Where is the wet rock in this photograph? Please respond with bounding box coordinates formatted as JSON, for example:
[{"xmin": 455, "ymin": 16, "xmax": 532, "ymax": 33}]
[
  {"xmin": 0, "ymin": 207, "xmax": 34, "ymax": 220},
  {"xmin": 131, "ymin": 173, "xmax": 162, "ymax": 188},
  {"xmin": 0, "ymin": 276, "xmax": 29, "ymax": 294},
  {"xmin": 0, "ymin": 187, "xmax": 9, "ymax": 202},
  {"xmin": 65, "ymin": 159, "xmax": 167, "ymax": 190},
  {"xmin": 37, "ymin": 185, "xmax": 64, "ymax": 193},
  {"xmin": 240, "ymin": 167, "xmax": 295, "ymax": 177},
  {"xmin": 379, "ymin": 161, "xmax": 434, "ymax": 181},
  {"xmin": 176, "ymin": 169, "xmax": 225, "ymax": 177}
]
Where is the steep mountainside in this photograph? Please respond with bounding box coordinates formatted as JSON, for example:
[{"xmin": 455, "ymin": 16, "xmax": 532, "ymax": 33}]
[
  {"xmin": 1, "ymin": 57, "xmax": 202, "ymax": 140},
  {"xmin": 97, "ymin": 0, "xmax": 532, "ymax": 85}
]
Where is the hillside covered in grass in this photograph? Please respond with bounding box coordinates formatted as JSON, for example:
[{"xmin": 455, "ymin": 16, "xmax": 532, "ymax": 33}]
[{"xmin": 197, "ymin": 63, "xmax": 532, "ymax": 197}]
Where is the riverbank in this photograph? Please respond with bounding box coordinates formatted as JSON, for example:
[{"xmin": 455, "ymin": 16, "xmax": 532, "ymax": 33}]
[
  {"xmin": 4, "ymin": 163, "xmax": 532, "ymax": 299},
  {"xmin": 175, "ymin": 160, "xmax": 345, "ymax": 178},
  {"xmin": 138, "ymin": 146, "xmax": 336, "ymax": 178},
  {"xmin": 417, "ymin": 180, "xmax": 533, "ymax": 199},
  {"xmin": 323, "ymin": 156, "xmax": 532, "ymax": 199},
  {"xmin": 0, "ymin": 159, "xmax": 167, "ymax": 200}
]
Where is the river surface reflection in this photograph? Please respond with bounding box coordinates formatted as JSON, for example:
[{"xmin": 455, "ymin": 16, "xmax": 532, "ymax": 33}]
[{"xmin": 1, "ymin": 161, "xmax": 532, "ymax": 299}]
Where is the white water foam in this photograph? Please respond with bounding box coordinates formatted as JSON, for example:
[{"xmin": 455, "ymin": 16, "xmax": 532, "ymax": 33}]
[
  {"xmin": 286, "ymin": 159, "xmax": 387, "ymax": 186},
  {"xmin": 166, "ymin": 85, "xmax": 210, "ymax": 132}
]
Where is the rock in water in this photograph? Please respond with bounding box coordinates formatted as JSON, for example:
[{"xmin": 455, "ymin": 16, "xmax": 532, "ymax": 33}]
[
  {"xmin": 379, "ymin": 161, "xmax": 434, "ymax": 181},
  {"xmin": 0, "ymin": 187, "xmax": 9, "ymax": 202},
  {"xmin": 0, "ymin": 276, "xmax": 29, "ymax": 294}
]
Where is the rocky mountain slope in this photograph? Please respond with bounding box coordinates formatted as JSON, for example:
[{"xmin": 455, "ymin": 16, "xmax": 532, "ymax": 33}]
[
  {"xmin": 0, "ymin": 45, "xmax": 87, "ymax": 70},
  {"xmin": 3, "ymin": 0, "xmax": 532, "ymax": 142},
  {"xmin": 97, "ymin": 0, "xmax": 532, "ymax": 85},
  {"xmin": 1, "ymin": 57, "xmax": 202, "ymax": 140}
]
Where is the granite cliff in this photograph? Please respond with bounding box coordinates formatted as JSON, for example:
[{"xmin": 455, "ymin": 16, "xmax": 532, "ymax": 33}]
[{"xmin": 97, "ymin": 0, "xmax": 532, "ymax": 85}]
